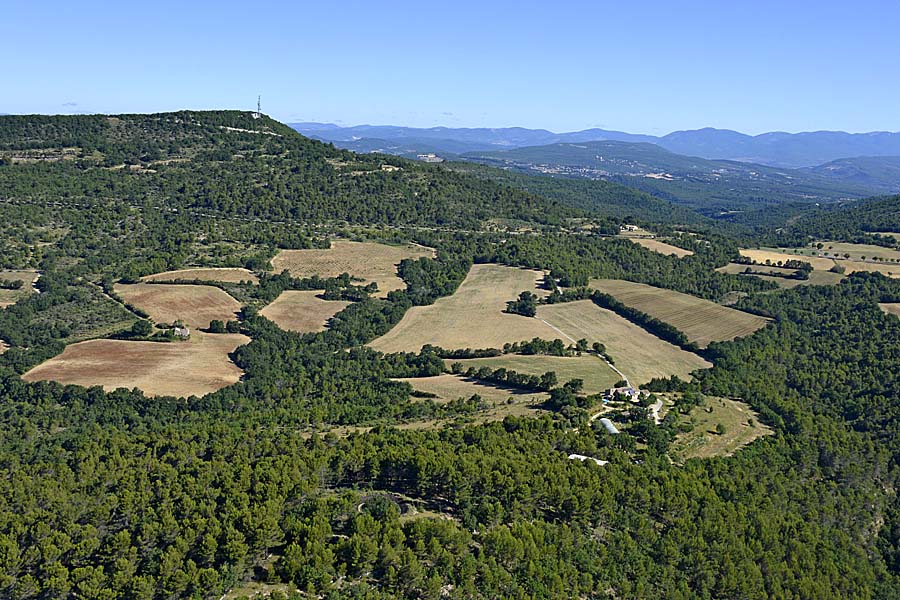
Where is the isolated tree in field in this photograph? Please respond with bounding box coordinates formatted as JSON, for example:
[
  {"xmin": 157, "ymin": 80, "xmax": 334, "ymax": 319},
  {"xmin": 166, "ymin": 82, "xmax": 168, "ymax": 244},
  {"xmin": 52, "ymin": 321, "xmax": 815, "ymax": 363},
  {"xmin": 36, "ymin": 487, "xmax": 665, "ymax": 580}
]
[
  {"xmin": 506, "ymin": 291, "xmax": 538, "ymax": 317},
  {"xmin": 716, "ymin": 423, "xmax": 727, "ymax": 435},
  {"xmin": 209, "ymin": 319, "xmax": 226, "ymax": 333}
]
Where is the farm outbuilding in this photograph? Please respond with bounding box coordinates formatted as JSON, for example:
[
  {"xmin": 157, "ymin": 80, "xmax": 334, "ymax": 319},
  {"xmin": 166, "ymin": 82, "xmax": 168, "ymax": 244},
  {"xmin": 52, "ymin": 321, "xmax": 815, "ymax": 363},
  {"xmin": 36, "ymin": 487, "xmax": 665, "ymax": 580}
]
[
  {"xmin": 568, "ymin": 454, "xmax": 608, "ymax": 466},
  {"xmin": 599, "ymin": 418, "xmax": 620, "ymax": 434}
]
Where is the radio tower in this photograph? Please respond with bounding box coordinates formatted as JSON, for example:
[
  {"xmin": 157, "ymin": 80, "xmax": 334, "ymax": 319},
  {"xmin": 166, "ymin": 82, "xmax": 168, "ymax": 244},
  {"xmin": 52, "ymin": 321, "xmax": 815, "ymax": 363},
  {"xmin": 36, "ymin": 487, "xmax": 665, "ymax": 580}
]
[{"xmin": 253, "ymin": 95, "xmax": 262, "ymax": 119}]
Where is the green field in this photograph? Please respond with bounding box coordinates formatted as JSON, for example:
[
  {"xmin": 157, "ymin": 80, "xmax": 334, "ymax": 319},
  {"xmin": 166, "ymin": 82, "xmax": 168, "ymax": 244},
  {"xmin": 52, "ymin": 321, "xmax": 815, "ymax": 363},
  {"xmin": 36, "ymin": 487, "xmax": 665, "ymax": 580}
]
[
  {"xmin": 670, "ymin": 396, "xmax": 773, "ymax": 461},
  {"xmin": 716, "ymin": 263, "xmax": 844, "ymax": 289},
  {"xmin": 454, "ymin": 354, "xmax": 620, "ymax": 395}
]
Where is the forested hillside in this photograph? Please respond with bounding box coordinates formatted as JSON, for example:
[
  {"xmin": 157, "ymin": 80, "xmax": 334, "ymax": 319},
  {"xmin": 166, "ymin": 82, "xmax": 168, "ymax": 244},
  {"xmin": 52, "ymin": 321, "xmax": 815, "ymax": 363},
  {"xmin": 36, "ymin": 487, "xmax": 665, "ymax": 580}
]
[{"xmin": 0, "ymin": 112, "xmax": 899, "ymax": 599}]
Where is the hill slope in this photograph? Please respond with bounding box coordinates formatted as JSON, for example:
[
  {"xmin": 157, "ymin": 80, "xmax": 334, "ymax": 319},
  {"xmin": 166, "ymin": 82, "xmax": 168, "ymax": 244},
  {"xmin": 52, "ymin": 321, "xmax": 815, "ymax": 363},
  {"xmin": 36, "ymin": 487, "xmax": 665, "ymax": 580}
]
[{"xmin": 0, "ymin": 112, "xmax": 576, "ymax": 229}]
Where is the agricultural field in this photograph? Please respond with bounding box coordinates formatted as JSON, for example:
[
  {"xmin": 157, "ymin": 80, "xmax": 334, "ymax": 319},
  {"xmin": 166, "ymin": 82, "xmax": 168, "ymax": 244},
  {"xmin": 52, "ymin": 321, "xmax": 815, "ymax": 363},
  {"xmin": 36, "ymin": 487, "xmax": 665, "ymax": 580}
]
[
  {"xmin": 670, "ymin": 396, "xmax": 773, "ymax": 461},
  {"xmin": 370, "ymin": 264, "xmax": 552, "ymax": 352},
  {"xmin": 23, "ymin": 332, "xmax": 249, "ymax": 398},
  {"xmin": 880, "ymin": 303, "xmax": 900, "ymax": 318},
  {"xmin": 260, "ymin": 291, "xmax": 350, "ymax": 333},
  {"xmin": 590, "ymin": 279, "xmax": 769, "ymax": 347},
  {"xmin": 454, "ymin": 354, "xmax": 621, "ymax": 395},
  {"xmin": 740, "ymin": 246, "xmax": 900, "ymax": 277},
  {"xmin": 0, "ymin": 270, "xmax": 39, "ymax": 308},
  {"xmin": 142, "ymin": 267, "xmax": 259, "ymax": 284},
  {"xmin": 114, "ymin": 283, "xmax": 242, "ymax": 329},
  {"xmin": 536, "ymin": 300, "xmax": 711, "ymax": 385},
  {"xmin": 271, "ymin": 240, "xmax": 434, "ymax": 297},
  {"xmin": 628, "ymin": 237, "xmax": 694, "ymax": 258},
  {"xmin": 395, "ymin": 373, "xmax": 547, "ymax": 405},
  {"xmin": 716, "ymin": 263, "xmax": 844, "ymax": 289}
]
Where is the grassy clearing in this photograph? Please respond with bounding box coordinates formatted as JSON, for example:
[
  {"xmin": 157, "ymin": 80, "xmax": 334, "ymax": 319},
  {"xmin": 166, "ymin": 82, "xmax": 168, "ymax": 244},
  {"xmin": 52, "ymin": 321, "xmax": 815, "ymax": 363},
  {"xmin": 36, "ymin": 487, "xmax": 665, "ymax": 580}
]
[
  {"xmin": 537, "ymin": 300, "xmax": 711, "ymax": 386},
  {"xmin": 590, "ymin": 279, "xmax": 769, "ymax": 347},
  {"xmin": 880, "ymin": 303, "xmax": 900, "ymax": 318},
  {"xmin": 142, "ymin": 267, "xmax": 259, "ymax": 284},
  {"xmin": 627, "ymin": 237, "xmax": 693, "ymax": 257},
  {"xmin": 260, "ymin": 291, "xmax": 350, "ymax": 333},
  {"xmin": 222, "ymin": 583, "xmax": 297, "ymax": 600},
  {"xmin": 671, "ymin": 396, "xmax": 773, "ymax": 460},
  {"xmin": 114, "ymin": 283, "xmax": 242, "ymax": 329},
  {"xmin": 23, "ymin": 332, "xmax": 249, "ymax": 398},
  {"xmin": 395, "ymin": 373, "xmax": 547, "ymax": 405},
  {"xmin": 271, "ymin": 240, "xmax": 434, "ymax": 297},
  {"xmin": 454, "ymin": 354, "xmax": 620, "ymax": 395},
  {"xmin": 716, "ymin": 263, "xmax": 844, "ymax": 289},
  {"xmin": 741, "ymin": 246, "xmax": 900, "ymax": 277},
  {"xmin": 0, "ymin": 340, "xmax": 7, "ymax": 354},
  {"xmin": 370, "ymin": 264, "xmax": 552, "ymax": 352},
  {"xmin": 0, "ymin": 270, "xmax": 39, "ymax": 308}
]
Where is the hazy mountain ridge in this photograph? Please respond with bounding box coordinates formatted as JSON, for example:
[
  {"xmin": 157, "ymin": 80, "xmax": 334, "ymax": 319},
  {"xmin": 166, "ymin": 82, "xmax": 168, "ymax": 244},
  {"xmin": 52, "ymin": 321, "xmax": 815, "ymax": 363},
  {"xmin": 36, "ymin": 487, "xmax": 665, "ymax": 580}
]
[
  {"xmin": 457, "ymin": 140, "xmax": 883, "ymax": 213},
  {"xmin": 293, "ymin": 122, "xmax": 900, "ymax": 168}
]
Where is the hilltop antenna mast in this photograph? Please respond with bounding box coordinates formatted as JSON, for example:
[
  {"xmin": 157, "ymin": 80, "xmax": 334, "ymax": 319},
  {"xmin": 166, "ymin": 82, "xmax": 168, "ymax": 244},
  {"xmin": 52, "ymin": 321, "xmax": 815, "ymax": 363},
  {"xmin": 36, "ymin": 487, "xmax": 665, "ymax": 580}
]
[{"xmin": 253, "ymin": 95, "xmax": 262, "ymax": 120}]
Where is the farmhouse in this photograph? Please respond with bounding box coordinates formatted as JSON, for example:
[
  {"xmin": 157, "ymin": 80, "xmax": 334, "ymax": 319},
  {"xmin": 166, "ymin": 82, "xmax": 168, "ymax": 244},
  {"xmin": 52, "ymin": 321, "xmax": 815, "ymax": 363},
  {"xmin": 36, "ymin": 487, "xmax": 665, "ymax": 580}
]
[
  {"xmin": 605, "ymin": 386, "xmax": 640, "ymax": 400},
  {"xmin": 173, "ymin": 326, "xmax": 190, "ymax": 339}
]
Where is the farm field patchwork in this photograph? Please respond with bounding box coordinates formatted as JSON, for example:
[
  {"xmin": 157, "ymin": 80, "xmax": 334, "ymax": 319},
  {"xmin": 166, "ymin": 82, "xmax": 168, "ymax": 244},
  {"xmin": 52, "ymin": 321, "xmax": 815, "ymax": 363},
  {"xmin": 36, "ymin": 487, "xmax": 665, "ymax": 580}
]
[
  {"xmin": 22, "ymin": 332, "xmax": 249, "ymax": 398},
  {"xmin": 114, "ymin": 283, "xmax": 242, "ymax": 329},
  {"xmin": 716, "ymin": 263, "xmax": 844, "ymax": 288},
  {"xmin": 271, "ymin": 240, "xmax": 434, "ymax": 297},
  {"xmin": 0, "ymin": 270, "xmax": 39, "ymax": 308},
  {"xmin": 142, "ymin": 267, "xmax": 259, "ymax": 284},
  {"xmin": 260, "ymin": 291, "xmax": 350, "ymax": 333},
  {"xmin": 454, "ymin": 354, "xmax": 621, "ymax": 395},
  {"xmin": 536, "ymin": 300, "xmax": 711, "ymax": 386},
  {"xmin": 590, "ymin": 279, "xmax": 769, "ymax": 347},
  {"xmin": 370, "ymin": 264, "xmax": 552, "ymax": 352},
  {"xmin": 670, "ymin": 396, "xmax": 773, "ymax": 461}
]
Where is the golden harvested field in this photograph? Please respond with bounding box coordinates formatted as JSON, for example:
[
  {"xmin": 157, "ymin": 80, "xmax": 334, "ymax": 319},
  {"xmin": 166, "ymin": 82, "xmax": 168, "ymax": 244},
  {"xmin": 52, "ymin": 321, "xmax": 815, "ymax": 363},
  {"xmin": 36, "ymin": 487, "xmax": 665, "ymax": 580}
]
[
  {"xmin": 880, "ymin": 303, "xmax": 900, "ymax": 318},
  {"xmin": 0, "ymin": 270, "xmax": 39, "ymax": 308},
  {"xmin": 395, "ymin": 373, "xmax": 547, "ymax": 404},
  {"xmin": 740, "ymin": 247, "xmax": 900, "ymax": 277},
  {"xmin": 716, "ymin": 263, "xmax": 843, "ymax": 289},
  {"xmin": 260, "ymin": 291, "xmax": 350, "ymax": 333},
  {"xmin": 627, "ymin": 237, "xmax": 694, "ymax": 258},
  {"xmin": 454, "ymin": 354, "xmax": 620, "ymax": 395},
  {"xmin": 271, "ymin": 240, "xmax": 434, "ymax": 297},
  {"xmin": 590, "ymin": 279, "xmax": 769, "ymax": 347},
  {"xmin": 536, "ymin": 300, "xmax": 711, "ymax": 386},
  {"xmin": 114, "ymin": 283, "xmax": 242, "ymax": 329},
  {"xmin": 23, "ymin": 332, "xmax": 249, "ymax": 398},
  {"xmin": 370, "ymin": 264, "xmax": 552, "ymax": 352},
  {"xmin": 143, "ymin": 267, "xmax": 259, "ymax": 284},
  {"xmin": 739, "ymin": 248, "xmax": 837, "ymax": 270},
  {"xmin": 671, "ymin": 396, "xmax": 773, "ymax": 460}
]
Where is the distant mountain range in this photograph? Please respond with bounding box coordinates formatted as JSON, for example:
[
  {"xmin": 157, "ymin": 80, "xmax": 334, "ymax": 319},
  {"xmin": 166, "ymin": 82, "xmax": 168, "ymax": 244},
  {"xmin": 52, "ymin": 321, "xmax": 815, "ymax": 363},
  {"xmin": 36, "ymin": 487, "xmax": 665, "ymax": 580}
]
[
  {"xmin": 291, "ymin": 122, "xmax": 900, "ymax": 169},
  {"xmin": 458, "ymin": 141, "xmax": 888, "ymax": 213}
]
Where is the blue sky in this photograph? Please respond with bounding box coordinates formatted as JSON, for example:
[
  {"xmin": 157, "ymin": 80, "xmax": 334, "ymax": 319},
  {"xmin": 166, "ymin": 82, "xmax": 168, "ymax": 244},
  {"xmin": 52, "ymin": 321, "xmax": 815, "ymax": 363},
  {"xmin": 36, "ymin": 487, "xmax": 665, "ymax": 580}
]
[{"xmin": 3, "ymin": 0, "xmax": 899, "ymax": 134}]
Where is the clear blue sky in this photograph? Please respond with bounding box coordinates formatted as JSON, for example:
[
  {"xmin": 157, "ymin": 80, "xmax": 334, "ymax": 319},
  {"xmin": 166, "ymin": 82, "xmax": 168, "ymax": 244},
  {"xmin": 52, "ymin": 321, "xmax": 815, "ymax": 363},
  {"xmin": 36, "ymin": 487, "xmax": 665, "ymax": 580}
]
[{"xmin": 3, "ymin": 0, "xmax": 899, "ymax": 134}]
